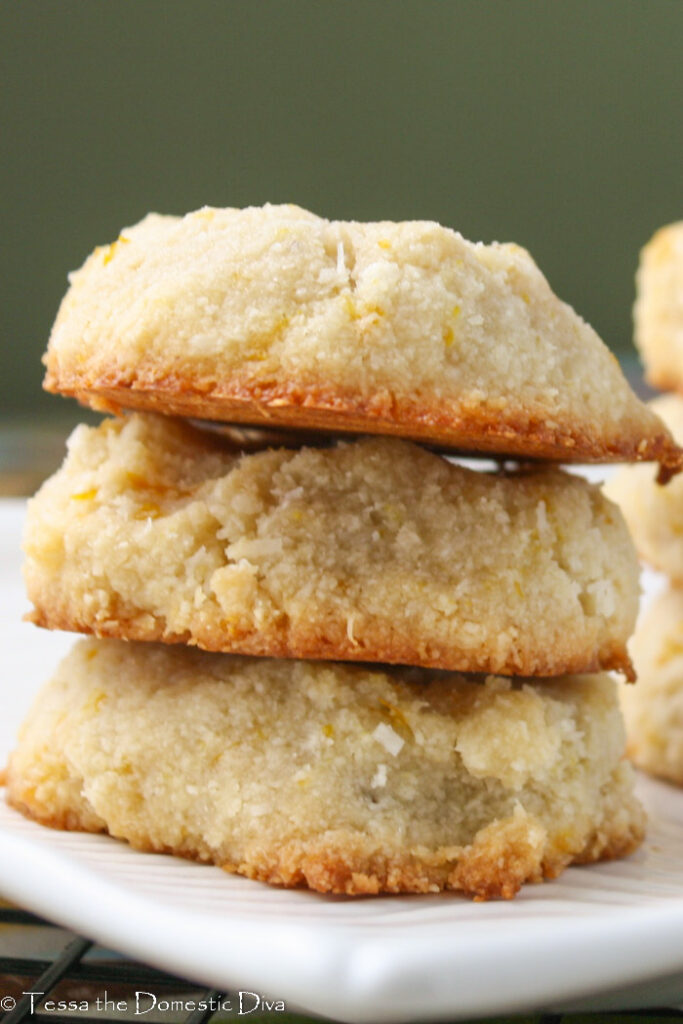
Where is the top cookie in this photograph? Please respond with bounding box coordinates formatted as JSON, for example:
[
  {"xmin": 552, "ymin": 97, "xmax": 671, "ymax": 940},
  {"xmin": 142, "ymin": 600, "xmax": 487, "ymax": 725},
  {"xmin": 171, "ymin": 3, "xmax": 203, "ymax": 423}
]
[
  {"xmin": 634, "ymin": 221, "xmax": 683, "ymax": 394},
  {"xmin": 44, "ymin": 204, "xmax": 681, "ymax": 477}
]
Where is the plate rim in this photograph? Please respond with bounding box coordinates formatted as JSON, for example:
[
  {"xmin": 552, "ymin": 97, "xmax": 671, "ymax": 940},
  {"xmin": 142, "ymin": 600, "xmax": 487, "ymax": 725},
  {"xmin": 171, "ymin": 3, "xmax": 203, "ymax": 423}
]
[{"xmin": 4, "ymin": 803, "xmax": 683, "ymax": 1023}]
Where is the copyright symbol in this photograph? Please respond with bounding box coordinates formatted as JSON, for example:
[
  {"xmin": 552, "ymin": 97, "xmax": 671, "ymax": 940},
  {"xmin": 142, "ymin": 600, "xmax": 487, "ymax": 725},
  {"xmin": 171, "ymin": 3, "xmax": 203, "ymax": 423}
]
[{"xmin": 1, "ymin": 996, "xmax": 16, "ymax": 1011}]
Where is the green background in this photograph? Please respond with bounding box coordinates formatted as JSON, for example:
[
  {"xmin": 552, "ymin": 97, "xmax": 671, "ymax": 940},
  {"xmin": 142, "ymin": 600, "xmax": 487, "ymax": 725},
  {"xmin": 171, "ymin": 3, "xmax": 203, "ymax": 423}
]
[{"xmin": 2, "ymin": 0, "xmax": 682, "ymax": 428}]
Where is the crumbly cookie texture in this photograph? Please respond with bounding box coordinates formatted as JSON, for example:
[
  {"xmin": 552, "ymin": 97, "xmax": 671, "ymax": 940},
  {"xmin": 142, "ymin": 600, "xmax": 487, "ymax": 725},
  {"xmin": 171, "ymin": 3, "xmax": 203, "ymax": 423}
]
[
  {"xmin": 622, "ymin": 588, "xmax": 683, "ymax": 785},
  {"xmin": 24, "ymin": 413, "xmax": 639, "ymax": 678},
  {"xmin": 634, "ymin": 221, "xmax": 683, "ymax": 393},
  {"xmin": 5, "ymin": 638, "xmax": 645, "ymax": 898},
  {"xmin": 43, "ymin": 204, "xmax": 680, "ymax": 478},
  {"xmin": 607, "ymin": 395, "xmax": 683, "ymax": 583}
]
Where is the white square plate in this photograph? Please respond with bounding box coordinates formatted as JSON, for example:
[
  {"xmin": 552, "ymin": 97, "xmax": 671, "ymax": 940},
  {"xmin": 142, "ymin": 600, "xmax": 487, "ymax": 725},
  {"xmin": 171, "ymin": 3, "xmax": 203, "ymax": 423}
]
[{"xmin": 3, "ymin": 496, "xmax": 683, "ymax": 1023}]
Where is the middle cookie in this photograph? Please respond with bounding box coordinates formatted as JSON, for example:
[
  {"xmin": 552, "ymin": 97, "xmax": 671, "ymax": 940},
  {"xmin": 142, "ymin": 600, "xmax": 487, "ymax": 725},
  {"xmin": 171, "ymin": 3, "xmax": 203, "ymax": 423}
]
[{"xmin": 24, "ymin": 413, "xmax": 639, "ymax": 678}]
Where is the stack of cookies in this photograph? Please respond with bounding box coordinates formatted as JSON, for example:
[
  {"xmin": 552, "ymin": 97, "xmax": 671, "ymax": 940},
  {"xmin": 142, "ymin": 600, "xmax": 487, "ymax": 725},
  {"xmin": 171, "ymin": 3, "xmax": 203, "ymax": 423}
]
[
  {"xmin": 607, "ymin": 222, "xmax": 683, "ymax": 785},
  {"xmin": 7, "ymin": 205, "xmax": 682, "ymax": 899}
]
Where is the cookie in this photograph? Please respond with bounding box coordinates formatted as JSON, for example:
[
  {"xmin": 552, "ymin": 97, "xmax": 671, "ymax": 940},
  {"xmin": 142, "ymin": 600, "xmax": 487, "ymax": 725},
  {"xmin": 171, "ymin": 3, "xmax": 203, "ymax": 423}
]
[
  {"xmin": 634, "ymin": 221, "xmax": 683, "ymax": 393},
  {"xmin": 43, "ymin": 204, "xmax": 681, "ymax": 479},
  {"xmin": 5, "ymin": 638, "xmax": 645, "ymax": 898},
  {"xmin": 24, "ymin": 413, "xmax": 640, "ymax": 678},
  {"xmin": 622, "ymin": 587, "xmax": 683, "ymax": 785},
  {"xmin": 607, "ymin": 394, "xmax": 683, "ymax": 582}
]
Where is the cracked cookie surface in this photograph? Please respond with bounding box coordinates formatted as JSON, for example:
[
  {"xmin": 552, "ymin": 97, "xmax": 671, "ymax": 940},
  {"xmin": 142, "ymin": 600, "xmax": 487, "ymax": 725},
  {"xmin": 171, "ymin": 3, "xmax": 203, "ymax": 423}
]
[{"xmin": 43, "ymin": 204, "xmax": 681, "ymax": 477}]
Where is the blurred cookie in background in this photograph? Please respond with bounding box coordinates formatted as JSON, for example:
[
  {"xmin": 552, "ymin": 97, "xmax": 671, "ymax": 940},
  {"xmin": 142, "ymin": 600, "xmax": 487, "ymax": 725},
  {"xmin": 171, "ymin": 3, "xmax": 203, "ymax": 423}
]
[{"xmin": 635, "ymin": 222, "xmax": 683, "ymax": 393}]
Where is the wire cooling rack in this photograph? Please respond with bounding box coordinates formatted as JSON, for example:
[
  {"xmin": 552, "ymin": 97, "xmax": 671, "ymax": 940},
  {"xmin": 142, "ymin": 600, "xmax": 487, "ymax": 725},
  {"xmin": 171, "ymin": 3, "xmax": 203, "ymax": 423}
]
[{"xmin": 0, "ymin": 906, "xmax": 229, "ymax": 1024}]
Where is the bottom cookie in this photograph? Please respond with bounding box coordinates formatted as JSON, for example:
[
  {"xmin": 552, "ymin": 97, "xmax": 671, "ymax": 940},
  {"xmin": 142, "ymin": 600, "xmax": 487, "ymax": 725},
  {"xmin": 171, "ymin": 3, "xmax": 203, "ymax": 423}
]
[{"xmin": 6, "ymin": 639, "xmax": 644, "ymax": 899}]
